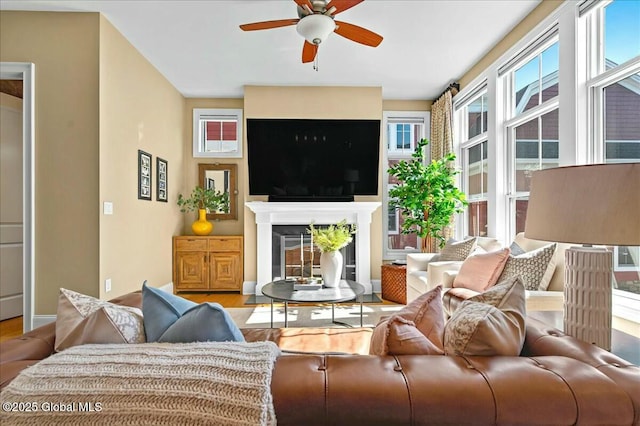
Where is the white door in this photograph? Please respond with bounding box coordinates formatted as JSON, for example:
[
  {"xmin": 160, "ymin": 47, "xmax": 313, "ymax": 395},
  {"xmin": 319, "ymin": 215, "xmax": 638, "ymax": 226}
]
[{"xmin": 0, "ymin": 90, "xmax": 23, "ymax": 320}]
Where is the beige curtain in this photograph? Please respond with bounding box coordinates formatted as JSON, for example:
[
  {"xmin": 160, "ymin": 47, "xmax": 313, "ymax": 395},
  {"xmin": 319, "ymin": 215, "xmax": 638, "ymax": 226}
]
[
  {"xmin": 425, "ymin": 89, "xmax": 455, "ymax": 250},
  {"xmin": 430, "ymin": 89, "xmax": 454, "ymax": 160}
]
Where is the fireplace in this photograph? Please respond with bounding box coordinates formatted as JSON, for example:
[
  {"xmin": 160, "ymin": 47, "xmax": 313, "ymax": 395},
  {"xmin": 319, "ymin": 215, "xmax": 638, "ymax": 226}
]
[
  {"xmin": 272, "ymin": 225, "xmax": 356, "ymax": 281},
  {"xmin": 246, "ymin": 202, "xmax": 381, "ymax": 295}
]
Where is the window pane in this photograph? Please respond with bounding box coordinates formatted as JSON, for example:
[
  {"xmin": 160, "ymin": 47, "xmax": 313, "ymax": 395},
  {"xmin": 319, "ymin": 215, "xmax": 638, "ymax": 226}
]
[
  {"xmin": 604, "ymin": 0, "xmax": 640, "ymax": 68},
  {"xmin": 482, "ymin": 93, "xmax": 489, "ymax": 134},
  {"xmin": 541, "ymin": 43, "xmax": 559, "ymax": 102},
  {"xmin": 515, "ymin": 198, "xmax": 528, "ymax": 234},
  {"xmin": 515, "ymin": 55, "xmax": 540, "ymax": 115},
  {"xmin": 468, "ymin": 96, "xmax": 483, "ymax": 138},
  {"xmin": 468, "ymin": 201, "xmax": 488, "ymax": 237},
  {"xmin": 541, "ymin": 109, "xmax": 560, "ymax": 169},
  {"xmin": 514, "ymin": 117, "xmax": 539, "ymax": 191},
  {"xmin": 604, "ymin": 73, "xmax": 640, "ymax": 163},
  {"xmin": 388, "ymin": 123, "xmax": 422, "ymax": 155},
  {"xmin": 467, "ymin": 141, "xmax": 488, "ymax": 198}
]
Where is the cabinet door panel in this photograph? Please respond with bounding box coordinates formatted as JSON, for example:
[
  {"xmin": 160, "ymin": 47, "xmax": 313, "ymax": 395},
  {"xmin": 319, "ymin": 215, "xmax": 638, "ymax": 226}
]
[
  {"xmin": 175, "ymin": 252, "xmax": 208, "ymax": 290},
  {"xmin": 210, "ymin": 254, "xmax": 240, "ymax": 290}
]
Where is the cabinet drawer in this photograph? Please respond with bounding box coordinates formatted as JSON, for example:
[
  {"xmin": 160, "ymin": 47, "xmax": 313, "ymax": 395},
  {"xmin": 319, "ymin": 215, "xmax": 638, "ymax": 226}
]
[
  {"xmin": 209, "ymin": 238, "xmax": 241, "ymax": 252},
  {"xmin": 175, "ymin": 238, "xmax": 208, "ymax": 251}
]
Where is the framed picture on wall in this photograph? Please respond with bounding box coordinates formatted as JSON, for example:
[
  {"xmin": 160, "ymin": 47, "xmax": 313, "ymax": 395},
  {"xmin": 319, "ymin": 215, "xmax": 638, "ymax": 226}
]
[
  {"xmin": 138, "ymin": 150, "xmax": 152, "ymax": 201},
  {"xmin": 157, "ymin": 157, "xmax": 168, "ymax": 202}
]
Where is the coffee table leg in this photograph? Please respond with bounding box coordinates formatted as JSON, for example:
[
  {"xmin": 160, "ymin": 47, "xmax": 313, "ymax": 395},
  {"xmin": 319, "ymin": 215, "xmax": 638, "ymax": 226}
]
[
  {"xmin": 360, "ymin": 298, "xmax": 363, "ymax": 327},
  {"xmin": 284, "ymin": 301, "xmax": 288, "ymax": 327},
  {"xmin": 332, "ymin": 303, "xmax": 335, "ymax": 322},
  {"xmin": 270, "ymin": 299, "xmax": 274, "ymax": 328}
]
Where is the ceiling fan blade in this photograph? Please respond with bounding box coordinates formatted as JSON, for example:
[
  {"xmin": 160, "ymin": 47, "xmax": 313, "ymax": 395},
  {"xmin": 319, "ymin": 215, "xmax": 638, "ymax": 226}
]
[
  {"xmin": 240, "ymin": 19, "xmax": 299, "ymax": 31},
  {"xmin": 334, "ymin": 20, "xmax": 383, "ymax": 47},
  {"xmin": 293, "ymin": 0, "xmax": 314, "ymax": 13},
  {"xmin": 302, "ymin": 41, "xmax": 318, "ymax": 63},
  {"xmin": 325, "ymin": 0, "xmax": 364, "ymax": 15}
]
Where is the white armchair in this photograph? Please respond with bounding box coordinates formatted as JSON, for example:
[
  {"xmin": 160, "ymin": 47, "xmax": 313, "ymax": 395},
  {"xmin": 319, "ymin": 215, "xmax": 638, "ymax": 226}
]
[{"xmin": 405, "ymin": 237, "xmax": 502, "ymax": 303}]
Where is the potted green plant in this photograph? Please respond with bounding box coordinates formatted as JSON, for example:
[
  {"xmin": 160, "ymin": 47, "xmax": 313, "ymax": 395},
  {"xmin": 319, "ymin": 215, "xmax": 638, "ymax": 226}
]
[
  {"xmin": 308, "ymin": 220, "xmax": 357, "ymax": 287},
  {"xmin": 387, "ymin": 138, "xmax": 467, "ymax": 251},
  {"xmin": 177, "ymin": 186, "xmax": 229, "ymax": 235}
]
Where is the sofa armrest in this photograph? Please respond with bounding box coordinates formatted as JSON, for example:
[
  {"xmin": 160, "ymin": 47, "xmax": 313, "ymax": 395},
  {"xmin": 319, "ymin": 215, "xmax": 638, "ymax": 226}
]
[
  {"xmin": 441, "ymin": 270, "xmax": 458, "ymax": 288},
  {"xmin": 406, "ymin": 252, "xmax": 440, "ymax": 273},
  {"xmin": 427, "ymin": 261, "xmax": 462, "ymax": 289}
]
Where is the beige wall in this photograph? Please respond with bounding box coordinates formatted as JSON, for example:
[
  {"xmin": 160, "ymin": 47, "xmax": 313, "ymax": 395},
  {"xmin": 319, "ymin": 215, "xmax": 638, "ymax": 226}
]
[
  {"xmin": 1, "ymin": 11, "xmax": 101, "ymax": 314},
  {"xmin": 382, "ymin": 100, "xmax": 432, "ymax": 111},
  {"xmin": 243, "ymin": 86, "xmax": 384, "ymax": 283},
  {"xmin": 99, "ymin": 16, "xmax": 185, "ymax": 300},
  {"xmin": 459, "ymin": 0, "xmax": 564, "ymax": 89},
  {"xmin": 183, "ymin": 98, "xmax": 244, "ymax": 236},
  {"xmin": 0, "ymin": 11, "xmax": 186, "ymax": 314}
]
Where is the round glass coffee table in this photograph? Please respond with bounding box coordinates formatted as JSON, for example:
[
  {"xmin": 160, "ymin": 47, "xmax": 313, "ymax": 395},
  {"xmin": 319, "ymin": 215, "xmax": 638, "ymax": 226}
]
[{"xmin": 261, "ymin": 279, "xmax": 365, "ymax": 327}]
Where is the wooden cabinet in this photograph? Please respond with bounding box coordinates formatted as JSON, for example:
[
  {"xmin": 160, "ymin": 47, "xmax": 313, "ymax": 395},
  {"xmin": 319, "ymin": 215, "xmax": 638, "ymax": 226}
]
[{"xmin": 173, "ymin": 236, "xmax": 243, "ymax": 292}]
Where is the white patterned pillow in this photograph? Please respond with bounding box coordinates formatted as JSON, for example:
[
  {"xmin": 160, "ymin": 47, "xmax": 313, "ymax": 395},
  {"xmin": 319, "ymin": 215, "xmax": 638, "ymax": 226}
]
[
  {"xmin": 497, "ymin": 243, "xmax": 557, "ymax": 291},
  {"xmin": 55, "ymin": 288, "xmax": 145, "ymax": 351},
  {"xmin": 444, "ymin": 277, "xmax": 526, "ymax": 356},
  {"xmin": 438, "ymin": 238, "xmax": 477, "ymax": 261}
]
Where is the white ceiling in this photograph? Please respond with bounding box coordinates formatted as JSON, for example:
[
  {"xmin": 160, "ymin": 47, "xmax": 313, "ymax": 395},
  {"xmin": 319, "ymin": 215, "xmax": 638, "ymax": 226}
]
[{"xmin": 0, "ymin": 0, "xmax": 541, "ymax": 100}]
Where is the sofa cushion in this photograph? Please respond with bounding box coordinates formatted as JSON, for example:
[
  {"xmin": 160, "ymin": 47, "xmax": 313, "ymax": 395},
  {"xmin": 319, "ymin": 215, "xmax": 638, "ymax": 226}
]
[
  {"xmin": 142, "ymin": 283, "xmax": 244, "ymax": 343},
  {"xmin": 438, "ymin": 238, "xmax": 477, "ymax": 261},
  {"xmin": 453, "ymin": 248, "xmax": 511, "ymax": 292},
  {"xmin": 498, "ymin": 243, "xmax": 557, "ymax": 291},
  {"xmin": 370, "ymin": 286, "xmax": 444, "ymax": 355},
  {"xmin": 443, "ymin": 277, "xmax": 526, "ymax": 356},
  {"xmin": 55, "ymin": 288, "xmax": 145, "ymax": 351}
]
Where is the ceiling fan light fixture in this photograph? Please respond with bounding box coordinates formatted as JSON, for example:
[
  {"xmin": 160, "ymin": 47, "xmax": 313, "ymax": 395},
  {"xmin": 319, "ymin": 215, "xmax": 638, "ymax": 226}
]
[{"xmin": 296, "ymin": 14, "xmax": 336, "ymax": 45}]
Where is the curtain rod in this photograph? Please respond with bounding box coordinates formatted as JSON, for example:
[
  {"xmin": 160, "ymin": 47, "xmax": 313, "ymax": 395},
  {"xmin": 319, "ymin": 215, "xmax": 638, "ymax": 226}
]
[{"xmin": 436, "ymin": 82, "xmax": 460, "ymax": 101}]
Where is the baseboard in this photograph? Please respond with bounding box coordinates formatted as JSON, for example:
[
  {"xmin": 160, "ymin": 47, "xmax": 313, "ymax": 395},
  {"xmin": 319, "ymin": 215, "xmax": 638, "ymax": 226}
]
[
  {"xmin": 0, "ymin": 294, "xmax": 23, "ymax": 321},
  {"xmin": 33, "ymin": 315, "xmax": 56, "ymax": 328}
]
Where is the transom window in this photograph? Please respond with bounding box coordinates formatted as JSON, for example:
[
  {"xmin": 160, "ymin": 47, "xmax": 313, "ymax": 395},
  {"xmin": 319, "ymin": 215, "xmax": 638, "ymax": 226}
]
[{"xmin": 192, "ymin": 108, "xmax": 243, "ymax": 158}]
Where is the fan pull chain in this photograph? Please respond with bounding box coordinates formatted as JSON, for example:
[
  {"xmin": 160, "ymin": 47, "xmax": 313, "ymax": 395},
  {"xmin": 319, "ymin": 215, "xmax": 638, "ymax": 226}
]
[{"xmin": 313, "ymin": 50, "xmax": 319, "ymax": 71}]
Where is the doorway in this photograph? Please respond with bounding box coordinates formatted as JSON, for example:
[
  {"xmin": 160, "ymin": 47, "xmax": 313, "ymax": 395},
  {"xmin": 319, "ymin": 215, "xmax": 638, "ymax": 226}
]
[{"xmin": 0, "ymin": 62, "xmax": 35, "ymax": 332}]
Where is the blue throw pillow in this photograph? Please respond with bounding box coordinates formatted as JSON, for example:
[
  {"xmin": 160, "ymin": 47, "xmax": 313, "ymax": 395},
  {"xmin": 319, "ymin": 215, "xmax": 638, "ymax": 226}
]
[{"xmin": 142, "ymin": 282, "xmax": 244, "ymax": 343}]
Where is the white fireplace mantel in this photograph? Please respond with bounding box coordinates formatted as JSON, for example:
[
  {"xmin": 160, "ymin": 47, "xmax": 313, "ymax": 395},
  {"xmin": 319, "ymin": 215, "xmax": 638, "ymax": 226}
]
[{"xmin": 246, "ymin": 201, "xmax": 381, "ymax": 295}]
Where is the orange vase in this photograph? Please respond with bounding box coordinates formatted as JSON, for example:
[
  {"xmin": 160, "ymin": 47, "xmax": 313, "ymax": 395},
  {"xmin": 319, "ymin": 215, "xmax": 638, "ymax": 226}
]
[{"xmin": 191, "ymin": 209, "xmax": 213, "ymax": 236}]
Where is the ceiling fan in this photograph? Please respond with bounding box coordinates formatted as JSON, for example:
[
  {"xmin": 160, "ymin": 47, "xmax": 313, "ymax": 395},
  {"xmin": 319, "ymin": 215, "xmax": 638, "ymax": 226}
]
[{"xmin": 239, "ymin": 0, "xmax": 383, "ymax": 65}]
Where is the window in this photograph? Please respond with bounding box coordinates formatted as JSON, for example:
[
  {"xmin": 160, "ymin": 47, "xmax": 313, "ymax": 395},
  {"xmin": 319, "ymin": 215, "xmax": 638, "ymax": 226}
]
[
  {"xmin": 456, "ymin": 88, "xmax": 490, "ymax": 237},
  {"xmin": 387, "ymin": 121, "xmax": 421, "ymax": 155},
  {"xmin": 504, "ymin": 37, "xmax": 559, "ymax": 236},
  {"xmin": 586, "ymin": 0, "xmax": 640, "ymax": 297},
  {"xmin": 382, "ymin": 111, "xmax": 430, "ymax": 259},
  {"xmin": 192, "ymin": 108, "xmax": 243, "ymax": 158}
]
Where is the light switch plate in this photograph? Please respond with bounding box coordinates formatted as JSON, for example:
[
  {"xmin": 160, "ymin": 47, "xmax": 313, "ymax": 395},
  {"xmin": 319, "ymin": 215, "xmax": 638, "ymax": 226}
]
[
  {"xmin": 105, "ymin": 278, "xmax": 112, "ymax": 292},
  {"xmin": 103, "ymin": 202, "xmax": 113, "ymax": 215}
]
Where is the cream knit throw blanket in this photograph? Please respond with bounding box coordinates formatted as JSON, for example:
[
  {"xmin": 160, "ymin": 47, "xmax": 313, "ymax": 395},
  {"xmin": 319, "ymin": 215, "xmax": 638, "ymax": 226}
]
[{"xmin": 0, "ymin": 341, "xmax": 280, "ymax": 425}]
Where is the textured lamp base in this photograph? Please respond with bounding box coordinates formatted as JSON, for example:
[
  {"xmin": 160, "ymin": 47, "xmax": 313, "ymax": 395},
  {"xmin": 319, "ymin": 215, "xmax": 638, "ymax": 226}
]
[{"xmin": 564, "ymin": 247, "xmax": 612, "ymax": 350}]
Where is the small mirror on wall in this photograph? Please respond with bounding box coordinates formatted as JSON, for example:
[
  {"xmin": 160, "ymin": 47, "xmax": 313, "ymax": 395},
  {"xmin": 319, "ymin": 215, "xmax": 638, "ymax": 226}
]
[{"xmin": 198, "ymin": 163, "xmax": 238, "ymax": 220}]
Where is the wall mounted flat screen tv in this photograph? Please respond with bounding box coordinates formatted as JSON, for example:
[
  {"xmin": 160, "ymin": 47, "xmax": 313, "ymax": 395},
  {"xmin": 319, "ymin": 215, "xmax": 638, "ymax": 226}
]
[{"xmin": 247, "ymin": 119, "xmax": 381, "ymax": 201}]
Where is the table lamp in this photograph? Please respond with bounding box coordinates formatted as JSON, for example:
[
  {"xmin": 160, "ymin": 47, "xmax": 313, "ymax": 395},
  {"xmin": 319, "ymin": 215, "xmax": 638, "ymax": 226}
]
[{"xmin": 524, "ymin": 163, "xmax": 640, "ymax": 350}]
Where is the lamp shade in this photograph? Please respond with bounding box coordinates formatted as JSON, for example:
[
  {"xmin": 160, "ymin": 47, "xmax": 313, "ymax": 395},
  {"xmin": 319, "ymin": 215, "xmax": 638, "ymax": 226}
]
[
  {"xmin": 524, "ymin": 163, "xmax": 640, "ymax": 246},
  {"xmin": 296, "ymin": 14, "xmax": 336, "ymax": 45}
]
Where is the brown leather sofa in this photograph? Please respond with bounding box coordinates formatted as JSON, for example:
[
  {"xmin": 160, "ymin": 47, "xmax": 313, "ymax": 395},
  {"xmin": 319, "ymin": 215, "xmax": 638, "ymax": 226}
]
[{"xmin": 2, "ymin": 292, "xmax": 639, "ymax": 425}]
